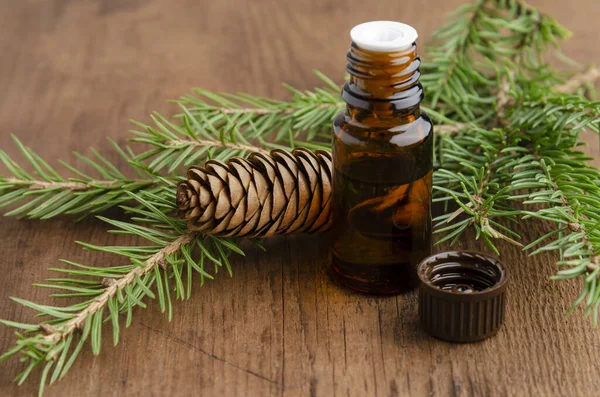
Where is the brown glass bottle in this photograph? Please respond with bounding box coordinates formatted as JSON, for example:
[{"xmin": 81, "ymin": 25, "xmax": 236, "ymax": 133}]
[{"xmin": 330, "ymin": 22, "xmax": 433, "ymax": 295}]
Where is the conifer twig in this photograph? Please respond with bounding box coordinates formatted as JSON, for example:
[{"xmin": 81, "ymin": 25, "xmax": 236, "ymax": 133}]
[
  {"xmin": 0, "ymin": 135, "xmax": 171, "ymax": 219},
  {"xmin": 0, "ymin": 190, "xmax": 232, "ymax": 394},
  {"xmin": 42, "ymin": 233, "xmax": 195, "ymax": 344},
  {"xmin": 3, "ymin": 178, "xmax": 125, "ymax": 191}
]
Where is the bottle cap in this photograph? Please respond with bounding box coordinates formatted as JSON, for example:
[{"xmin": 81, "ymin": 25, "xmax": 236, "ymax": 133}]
[
  {"xmin": 350, "ymin": 21, "xmax": 418, "ymax": 52},
  {"xmin": 417, "ymin": 251, "xmax": 508, "ymax": 343}
]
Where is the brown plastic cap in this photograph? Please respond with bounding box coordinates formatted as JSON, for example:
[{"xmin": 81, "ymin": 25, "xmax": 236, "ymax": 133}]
[{"xmin": 417, "ymin": 251, "xmax": 508, "ymax": 343}]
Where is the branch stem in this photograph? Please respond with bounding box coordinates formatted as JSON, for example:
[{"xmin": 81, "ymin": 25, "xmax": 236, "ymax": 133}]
[
  {"xmin": 217, "ymin": 102, "xmax": 343, "ymax": 115},
  {"xmin": 167, "ymin": 138, "xmax": 269, "ymax": 155},
  {"xmin": 556, "ymin": 67, "xmax": 600, "ymax": 94},
  {"xmin": 436, "ymin": 123, "xmax": 467, "ymax": 135},
  {"xmin": 42, "ymin": 233, "xmax": 195, "ymax": 343},
  {"xmin": 3, "ymin": 178, "xmax": 153, "ymax": 191}
]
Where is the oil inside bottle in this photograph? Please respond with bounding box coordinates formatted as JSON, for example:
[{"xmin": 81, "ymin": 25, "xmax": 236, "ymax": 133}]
[{"xmin": 331, "ymin": 136, "xmax": 432, "ymax": 294}]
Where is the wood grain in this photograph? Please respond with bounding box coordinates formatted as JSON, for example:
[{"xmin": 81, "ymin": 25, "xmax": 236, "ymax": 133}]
[{"xmin": 1, "ymin": 0, "xmax": 600, "ymax": 396}]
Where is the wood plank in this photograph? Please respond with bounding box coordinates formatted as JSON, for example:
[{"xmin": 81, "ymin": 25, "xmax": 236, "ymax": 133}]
[{"xmin": 0, "ymin": 0, "xmax": 599, "ymax": 396}]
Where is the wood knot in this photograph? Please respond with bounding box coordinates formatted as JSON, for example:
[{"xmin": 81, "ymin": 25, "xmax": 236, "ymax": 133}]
[
  {"xmin": 157, "ymin": 258, "xmax": 168, "ymax": 270},
  {"xmin": 39, "ymin": 323, "xmax": 57, "ymax": 335},
  {"xmin": 101, "ymin": 277, "xmax": 118, "ymax": 288},
  {"xmin": 587, "ymin": 257, "xmax": 600, "ymax": 273},
  {"xmin": 472, "ymin": 195, "xmax": 483, "ymax": 205}
]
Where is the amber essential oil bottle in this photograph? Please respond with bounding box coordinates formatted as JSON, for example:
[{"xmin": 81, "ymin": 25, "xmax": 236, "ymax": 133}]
[{"xmin": 331, "ymin": 21, "xmax": 433, "ymax": 294}]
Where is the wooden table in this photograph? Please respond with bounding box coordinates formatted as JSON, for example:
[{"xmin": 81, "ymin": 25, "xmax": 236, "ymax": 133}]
[{"xmin": 1, "ymin": 1, "xmax": 599, "ymax": 396}]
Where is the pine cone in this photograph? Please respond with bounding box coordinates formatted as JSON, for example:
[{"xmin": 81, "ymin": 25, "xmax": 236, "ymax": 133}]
[{"xmin": 176, "ymin": 148, "xmax": 333, "ymax": 237}]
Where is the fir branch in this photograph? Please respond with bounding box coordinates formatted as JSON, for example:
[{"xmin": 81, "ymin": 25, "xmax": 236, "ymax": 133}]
[
  {"xmin": 513, "ymin": 144, "xmax": 600, "ymax": 322},
  {"xmin": 129, "ymin": 74, "xmax": 339, "ymax": 176},
  {"xmin": 0, "ymin": 135, "xmax": 171, "ymax": 219},
  {"xmin": 431, "ymin": 6, "xmax": 600, "ymax": 321},
  {"xmin": 522, "ymin": 156, "xmax": 599, "ymax": 267},
  {"xmin": 434, "ymin": 126, "xmax": 523, "ymax": 251},
  {"xmin": 511, "ymin": 92, "xmax": 600, "ymax": 138},
  {"xmin": 422, "ymin": 0, "xmax": 569, "ymax": 124},
  {"xmin": 421, "ymin": 0, "xmax": 492, "ymax": 111},
  {"xmin": 41, "ymin": 233, "xmax": 195, "ymax": 344},
  {"xmin": 432, "ymin": 52, "xmax": 522, "ymax": 250},
  {"xmin": 175, "ymin": 70, "xmax": 343, "ymax": 148},
  {"xmin": 431, "ymin": 0, "xmax": 588, "ymax": 251},
  {"xmin": 0, "ymin": 190, "xmax": 240, "ymax": 393}
]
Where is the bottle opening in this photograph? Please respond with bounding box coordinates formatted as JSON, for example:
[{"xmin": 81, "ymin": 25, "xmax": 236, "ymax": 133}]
[{"xmin": 350, "ymin": 21, "xmax": 418, "ymax": 52}]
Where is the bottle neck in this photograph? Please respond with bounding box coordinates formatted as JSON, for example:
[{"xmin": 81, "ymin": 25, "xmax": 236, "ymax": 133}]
[{"xmin": 342, "ymin": 42, "xmax": 423, "ymax": 124}]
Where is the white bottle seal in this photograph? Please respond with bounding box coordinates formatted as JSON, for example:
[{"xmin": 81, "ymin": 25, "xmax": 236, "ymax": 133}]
[{"xmin": 350, "ymin": 21, "xmax": 418, "ymax": 52}]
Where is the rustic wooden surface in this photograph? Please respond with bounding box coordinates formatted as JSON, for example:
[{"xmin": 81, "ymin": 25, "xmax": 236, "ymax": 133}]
[{"xmin": 1, "ymin": 1, "xmax": 599, "ymax": 396}]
